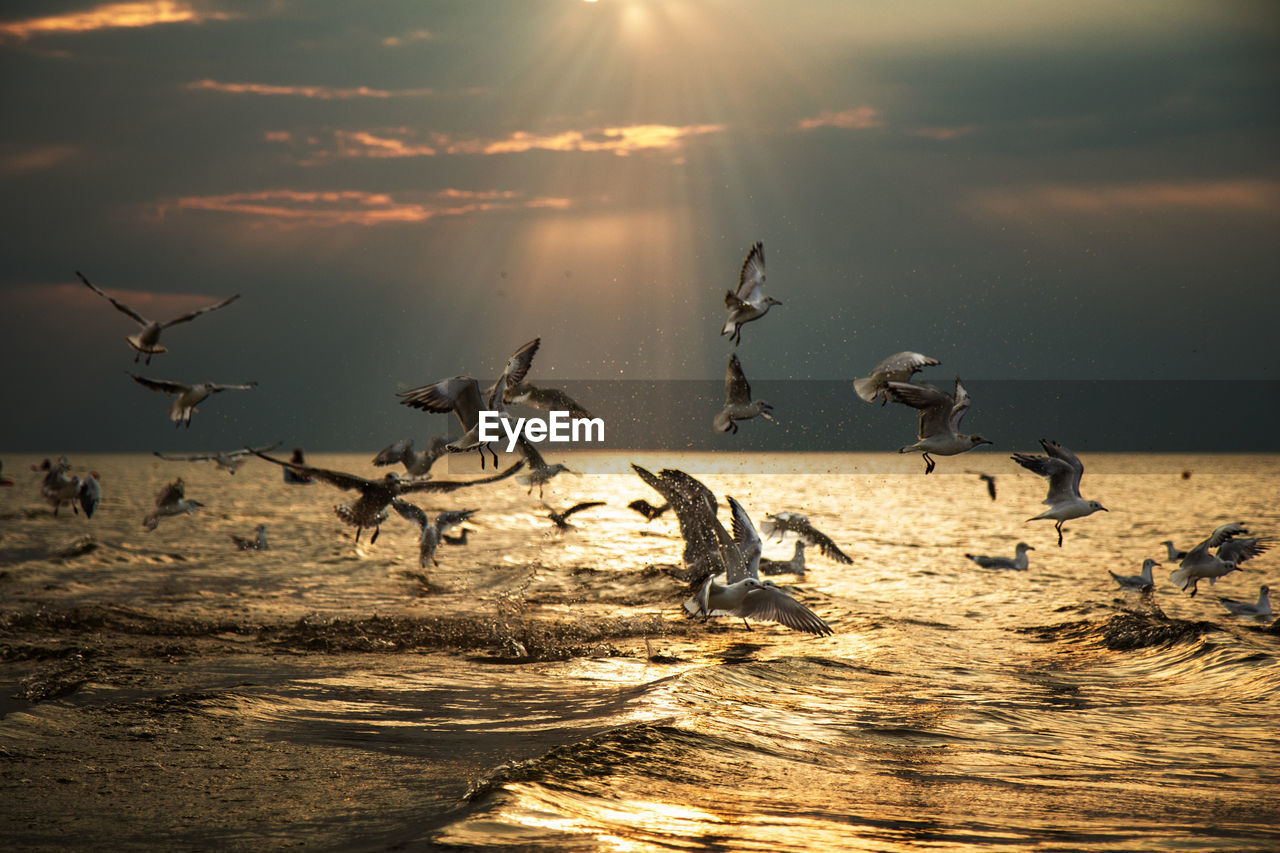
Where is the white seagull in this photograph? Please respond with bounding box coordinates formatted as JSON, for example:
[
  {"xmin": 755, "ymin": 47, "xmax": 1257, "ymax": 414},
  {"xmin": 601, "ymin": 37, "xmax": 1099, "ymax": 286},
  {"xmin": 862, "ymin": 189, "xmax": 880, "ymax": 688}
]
[
  {"xmin": 397, "ymin": 338, "xmax": 540, "ymax": 468},
  {"xmin": 721, "ymin": 242, "xmax": 781, "ymax": 346},
  {"xmin": 1168, "ymin": 522, "xmax": 1251, "ymax": 596},
  {"xmin": 154, "ymin": 443, "xmax": 279, "ymax": 474},
  {"xmin": 372, "ymin": 436, "xmax": 449, "ymax": 478},
  {"xmin": 515, "ymin": 436, "xmax": 573, "ymax": 499},
  {"xmin": 759, "ymin": 511, "xmax": 853, "ymax": 564},
  {"xmin": 1218, "ymin": 585, "xmax": 1272, "ymax": 620},
  {"xmin": 128, "ymin": 374, "xmax": 257, "ymax": 428},
  {"xmin": 1011, "ymin": 438, "xmax": 1108, "ymax": 546},
  {"xmin": 713, "ymin": 353, "xmax": 775, "ymax": 434},
  {"xmin": 965, "ymin": 542, "xmax": 1034, "ymax": 571},
  {"xmin": 682, "ymin": 497, "xmax": 833, "ymax": 636},
  {"xmin": 503, "ymin": 381, "xmax": 593, "ymax": 420},
  {"xmin": 76, "ymin": 271, "xmax": 239, "ymax": 364},
  {"xmin": 390, "ymin": 502, "xmax": 477, "ymax": 569},
  {"xmin": 853, "ymin": 352, "xmax": 940, "ymax": 405},
  {"xmin": 1110, "ymin": 558, "xmax": 1159, "ymax": 590},
  {"xmin": 40, "ymin": 458, "xmax": 100, "ymax": 518},
  {"xmin": 886, "ymin": 377, "xmax": 992, "ymax": 474},
  {"xmin": 143, "ymin": 478, "xmax": 203, "ymax": 531}
]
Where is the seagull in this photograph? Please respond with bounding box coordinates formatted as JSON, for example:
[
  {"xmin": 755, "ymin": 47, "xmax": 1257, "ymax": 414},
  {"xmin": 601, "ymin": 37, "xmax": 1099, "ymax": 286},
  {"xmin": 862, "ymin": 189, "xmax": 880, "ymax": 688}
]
[
  {"xmin": 759, "ymin": 512, "xmax": 853, "ymax": 564},
  {"xmin": 1160, "ymin": 541, "xmax": 1188, "ymax": 562},
  {"xmin": 154, "ymin": 443, "xmax": 279, "ymax": 474},
  {"xmin": 682, "ymin": 497, "xmax": 832, "ymax": 636},
  {"xmin": 721, "ymin": 241, "xmax": 781, "ymax": 346},
  {"xmin": 1168, "ymin": 523, "xmax": 1250, "ymax": 596},
  {"xmin": 1110, "ymin": 558, "xmax": 1159, "ymax": 590},
  {"xmin": 628, "ymin": 499, "xmax": 670, "ymax": 522},
  {"xmin": 76, "ymin": 271, "xmax": 239, "ymax": 364},
  {"xmin": 853, "ymin": 352, "xmax": 940, "ymax": 405},
  {"xmin": 283, "ymin": 448, "xmax": 315, "ymax": 484},
  {"xmin": 397, "ymin": 338, "xmax": 540, "ymax": 468},
  {"xmin": 142, "ymin": 478, "xmax": 203, "ymax": 531},
  {"xmin": 442, "ymin": 527, "xmax": 473, "ymax": 545},
  {"xmin": 543, "ymin": 501, "xmax": 606, "ymax": 531},
  {"xmin": 515, "ymin": 437, "xmax": 573, "ymax": 499},
  {"xmin": 632, "ymin": 464, "xmax": 740, "ymax": 583},
  {"xmin": 1219, "ymin": 585, "xmax": 1272, "ymax": 619},
  {"xmin": 128, "ymin": 374, "xmax": 257, "ymax": 427},
  {"xmin": 886, "ymin": 378, "xmax": 991, "ymax": 474},
  {"xmin": 40, "ymin": 459, "xmax": 100, "ymax": 518},
  {"xmin": 965, "ymin": 542, "xmax": 1034, "ymax": 571},
  {"xmin": 1217, "ymin": 536, "xmax": 1272, "ymax": 567},
  {"xmin": 759, "ymin": 541, "xmax": 806, "ymax": 577},
  {"xmin": 231, "ymin": 524, "xmax": 269, "ymax": 551},
  {"xmin": 390, "ymin": 503, "xmax": 477, "ymax": 569},
  {"xmin": 251, "ymin": 449, "xmax": 521, "ymax": 544},
  {"xmin": 372, "ymin": 436, "xmax": 449, "ymax": 478},
  {"xmin": 78, "ymin": 471, "xmax": 101, "ymax": 518},
  {"xmin": 713, "ymin": 353, "xmax": 775, "ymax": 434},
  {"xmin": 503, "ymin": 381, "xmax": 593, "ymax": 420},
  {"xmin": 966, "ymin": 470, "xmax": 998, "ymax": 500},
  {"xmin": 1010, "ymin": 439, "xmax": 1107, "ymax": 546}
]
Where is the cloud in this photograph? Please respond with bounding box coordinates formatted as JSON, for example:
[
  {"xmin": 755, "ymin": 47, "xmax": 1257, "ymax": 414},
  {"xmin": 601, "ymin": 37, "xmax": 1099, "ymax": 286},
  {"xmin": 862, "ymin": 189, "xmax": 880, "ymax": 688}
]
[
  {"xmin": 968, "ymin": 179, "xmax": 1280, "ymax": 219},
  {"xmin": 156, "ymin": 188, "xmax": 573, "ymax": 228},
  {"xmin": 796, "ymin": 107, "xmax": 883, "ymax": 131},
  {"xmin": 0, "ymin": 144, "xmax": 80, "ymax": 176},
  {"xmin": 9, "ymin": 281, "xmax": 237, "ymax": 320},
  {"xmin": 0, "ymin": 1, "xmax": 230, "ymax": 40},
  {"xmin": 382, "ymin": 28, "xmax": 433, "ymax": 47},
  {"xmin": 187, "ymin": 79, "xmax": 434, "ymax": 100},
  {"xmin": 909, "ymin": 125, "xmax": 977, "ymax": 141}
]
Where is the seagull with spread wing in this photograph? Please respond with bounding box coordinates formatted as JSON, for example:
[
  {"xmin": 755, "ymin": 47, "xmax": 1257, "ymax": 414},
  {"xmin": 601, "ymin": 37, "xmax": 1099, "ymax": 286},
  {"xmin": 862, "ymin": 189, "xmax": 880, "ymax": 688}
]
[
  {"xmin": 853, "ymin": 351, "xmax": 940, "ymax": 405},
  {"xmin": 543, "ymin": 500, "xmax": 605, "ymax": 531},
  {"xmin": 714, "ymin": 353, "xmax": 775, "ymax": 434},
  {"xmin": 372, "ymin": 436, "xmax": 449, "ymax": 478},
  {"xmin": 128, "ymin": 374, "xmax": 257, "ymax": 427},
  {"xmin": 886, "ymin": 378, "xmax": 991, "ymax": 474},
  {"xmin": 251, "ymin": 449, "xmax": 520, "ymax": 544},
  {"xmin": 1168, "ymin": 522, "xmax": 1265, "ymax": 596},
  {"xmin": 390, "ymin": 503, "xmax": 477, "ymax": 569},
  {"xmin": 721, "ymin": 241, "xmax": 781, "ymax": 346},
  {"xmin": 1010, "ymin": 439, "xmax": 1108, "ymax": 547},
  {"xmin": 154, "ymin": 443, "xmax": 279, "ymax": 474},
  {"xmin": 759, "ymin": 511, "xmax": 853, "ymax": 565},
  {"xmin": 77, "ymin": 271, "xmax": 239, "ymax": 364},
  {"xmin": 143, "ymin": 478, "xmax": 203, "ymax": 531},
  {"xmin": 397, "ymin": 338, "xmax": 541, "ymax": 468}
]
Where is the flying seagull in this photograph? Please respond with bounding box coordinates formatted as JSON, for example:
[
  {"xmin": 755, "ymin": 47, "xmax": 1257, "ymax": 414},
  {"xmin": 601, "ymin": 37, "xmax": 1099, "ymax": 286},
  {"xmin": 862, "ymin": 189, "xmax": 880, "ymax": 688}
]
[
  {"xmin": 128, "ymin": 374, "xmax": 257, "ymax": 428},
  {"xmin": 632, "ymin": 464, "xmax": 740, "ymax": 583},
  {"xmin": 76, "ymin": 270, "xmax": 239, "ymax": 364},
  {"xmin": 40, "ymin": 458, "xmax": 100, "ymax": 518},
  {"xmin": 886, "ymin": 378, "xmax": 991, "ymax": 474},
  {"xmin": 1168, "ymin": 523, "xmax": 1250, "ymax": 596},
  {"xmin": 759, "ymin": 512, "xmax": 853, "ymax": 564},
  {"xmin": 390, "ymin": 503, "xmax": 477, "ymax": 569},
  {"xmin": 853, "ymin": 352, "xmax": 940, "ymax": 405},
  {"xmin": 721, "ymin": 241, "xmax": 781, "ymax": 346},
  {"xmin": 1010, "ymin": 439, "xmax": 1107, "ymax": 546},
  {"xmin": 543, "ymin": 500, "xmax": 606, "ymax": 531},
  {"xmin": 628, "ymin": 499, "xmax": 670, "ymax": 522},
  {"xmin": 372, "ymin": 436, "xmax": 449, "ymax": 478},
  {"xmin": 143, "ymin": 478, "xmax": 203, "ymax": 531},
  {"xmin": 503, "ymin": 381, "xmax": 593, "ymax": 420},
  {"xmin": 966, "ymin": 470, "xmax": 998, "ymax": 500},
  {"xmin": 154, "ymin": 443, "xmax": 279, "ymax": 475},
  {"xmin": 714, "ymin": 353, "xmax": 775, "ymax": 434},
  {"xmin": 515, "ymin": 436, "xmax": 573, "ymax": 499},
  {"xmin": 397, "ymin": 338, "xmax": 541, "ymax": 468}
]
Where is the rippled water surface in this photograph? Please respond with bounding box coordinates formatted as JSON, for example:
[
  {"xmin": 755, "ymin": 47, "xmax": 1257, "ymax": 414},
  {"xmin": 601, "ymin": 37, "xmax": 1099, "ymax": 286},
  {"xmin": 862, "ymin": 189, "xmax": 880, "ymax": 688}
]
[{"xmin": 2, "ymin": 452, "xmax": 1278, "ymax": 851}]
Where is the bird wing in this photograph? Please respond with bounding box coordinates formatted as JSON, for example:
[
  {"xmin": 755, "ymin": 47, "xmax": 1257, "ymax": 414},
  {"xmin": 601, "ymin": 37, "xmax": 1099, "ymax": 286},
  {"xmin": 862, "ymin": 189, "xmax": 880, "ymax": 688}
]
[
  {"xmin": 872, "ymin": 351, "xmax": 940, "ymax": 378},
  {"xmin": 399, "ymin": 458, "xmax": 525, "ymax": 493},
  {"xmin": 726, "ymin": 496, "xmax": 762, "ymax": 582},
  {"xmin": 207, "ymin": 381, "xmax": 257, "ymax": 393},
  {"xmin": 156, "ymin": 479, "xmax": 185, "ymax": 505},
  {"xmin": 250, "ymin": 449, "xmax": 372, "ymax": 491},
  {"xmin": 1186, "ymin": 522, "xmax": 1249, "ymax": 558},
  {"xmin": 389, "ymin": 499, "xmax": 428, "ymax": 530},
  {"xmin": 792, "ymin": 519, "xmax": 853, "ymax": 564},
  {"xmin": 504, "ymin": 382, "xmax": 593, "ymax": 419},
  {"xmin": 153, "ymin": 451, "xmax": 215, "ymax": 462},
  {"xmin": 1010, "ymin": 452, "xmax": 1079, "ymax": 505},
  {"xmin": 77, "ymin": 271, "xmax": 149, "ymax": 325},
  {"xmin": 128, "ymin": 373, "xmax": 188, "ymax": 395},
  {"xmin": 1215, "ymin": 534, "xmax": 1268, "ymax": 564},
  {"xmin": 398, "ymin": 376, "xmax": 484, "ymax": 432},
  {"xmin": 561, "ymin": 501, "xmax": 606, "ymax": 520},
  {"xmin": 434, "ymin": 508, "xmax": 478, "ymax": 534},
  {"xmin": 516, "ymin": 435, "xmax": 547, "ymax": 472},
  {"xmin": 734, "ymin": 241, "xmax": 766, "ymax": 302},
  {"xmin": 500, "ymin": 338, "xmax": 541, "ymax": 389},
  {"xmin": 724, "ymin": 353, "xmax": 752, "ymax": 404},
  {"xmin": 947, "ymin": 378, "xmax": 973, "ymax": 432},
  {"xmin": 742, "ymin": 585, "xmax": 833, "ymax": 636},
  {"xmin": 159, "ymin": 293, "xmax": 240, "ymax": 328},
  {"xmin": 373, "ymin": 438, "xmax": 413, "ymax": 467},
  {"xmin": 886, "ymin": 381, "xmax": 951, "ymax": 439},
  {"xmin": 1038, "ymin": 439, "xmax": 1083, "ymax": 485}
]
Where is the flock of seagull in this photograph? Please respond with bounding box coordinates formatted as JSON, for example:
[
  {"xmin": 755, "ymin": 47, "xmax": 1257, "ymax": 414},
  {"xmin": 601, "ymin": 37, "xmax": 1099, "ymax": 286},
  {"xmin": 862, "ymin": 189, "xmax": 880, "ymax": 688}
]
[{"xmin": 12, "ymin": 252, "xmax": 1275, "ymax": 634}]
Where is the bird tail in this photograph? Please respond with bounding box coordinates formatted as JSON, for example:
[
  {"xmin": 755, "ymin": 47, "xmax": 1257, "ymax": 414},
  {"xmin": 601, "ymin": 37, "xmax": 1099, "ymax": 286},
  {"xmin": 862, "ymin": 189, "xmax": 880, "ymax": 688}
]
[
  {"xmin": 852, "ymin": 376, "xmax": 877, "ymax": 402},
  {"xmin": 1168, "ymin": 565, "xmax": 1191, "ymax": 589},
  {"xmin": 721, "ymin": 319, "xmax": 736, "ymax": 336}
]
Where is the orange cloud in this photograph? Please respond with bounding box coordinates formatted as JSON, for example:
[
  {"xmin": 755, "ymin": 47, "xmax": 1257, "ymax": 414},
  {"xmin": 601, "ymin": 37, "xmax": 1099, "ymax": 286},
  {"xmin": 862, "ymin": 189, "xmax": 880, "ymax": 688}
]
[
  {"xmin": 157, "ymin": 189, "xmax": 573, "ymax": 228},
  {"xmin": 382, "ymin": 28, "xmax": 433, "ymax": 47},
  {"xmin": 0, "ymin": 144, "xmax": 79, "ymax": 175},
  {"xmin": 0, "ymin": 1, "xmax": 229, "ymax": 40},
  {"xmin": 187, "ymin": 80, "xmax": 434, "ymax": 100},
  {"xmin": 797, "ymin": 107, "xmax": 883, "ymax": 131},
  {"xmin": 910, "ymin": 125, "xmax": 976, "ymax": 141},
  {"xmin": 10, "ymin": 281, "xmax": 234, "ymax": 319},
  {"xmin": 969, "ymin": 180, "xmax": 1280, "ymax": 219}
]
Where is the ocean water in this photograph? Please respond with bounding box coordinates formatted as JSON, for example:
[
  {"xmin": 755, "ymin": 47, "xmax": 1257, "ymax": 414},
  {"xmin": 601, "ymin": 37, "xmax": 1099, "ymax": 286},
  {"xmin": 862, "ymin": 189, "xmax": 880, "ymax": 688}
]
[{"xmin": 1, "ymin": 451, "xmax": 1278, "ymax": 851}]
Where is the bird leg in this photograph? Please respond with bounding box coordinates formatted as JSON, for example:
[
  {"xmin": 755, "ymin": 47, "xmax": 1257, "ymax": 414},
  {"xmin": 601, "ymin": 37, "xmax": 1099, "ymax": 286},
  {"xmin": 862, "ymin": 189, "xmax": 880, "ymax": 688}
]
[
  {"xmin": 923, "ymin": 453, "xmax": 935, "ymax": 475},
  {"xmin": 741, "ymin": 618, "xmax": 753, "ymax": 631},
  {"xmin": 1055, "ymin": 521, "xmax": 1064, "ymax": 547},
  {"xmin": 487, "ymin": 445, "xmax": 500, "ymax": 468},
  {"xmin": 354, "ymin": 527, "xmax": 362, "ymax": 544},
  {"xmin": 370, "ymin": 525, "xmax": 381, "ymax": 545}
]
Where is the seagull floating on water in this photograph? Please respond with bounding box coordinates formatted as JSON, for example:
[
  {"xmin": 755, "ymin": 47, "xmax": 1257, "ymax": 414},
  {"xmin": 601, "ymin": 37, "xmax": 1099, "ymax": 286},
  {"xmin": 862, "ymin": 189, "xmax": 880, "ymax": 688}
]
[
  {"xmin": 143, "ymin": 478, "xmax": 203, "ymax": 531},
  {"xmin": 231, "ymin": 524, "xmax": 269, "ymax": 551},
  {"xmin": 853, "ymin": 352, "xmax": 940, "ymax": 405},
  {"xmin": 1168, "ymin": 522, "xmax": 1250, "ymax": 596},
  {"xmin": 721, "ymin": 242, "xmax": 781, "ymax": 346},
  {"xmin": 1110, "ymin": 558, "xmax": 1159, "ymax": 590},
  {"xmin": 76, "ymin": 271, "xmax": 239, "ymax": 364},
  {"xmin": 759, "ymin": 541, "xmax": 806, "ymax": 577},
  {"xmin": 128, "ymin": 374, "xmax": 257, "ymax": 428},
  {"xmin": 390, "ymin": 503, "xmax": 477, "ymax": 569},
  {"xmin": 1010, "ymin": 439, "xmax": 1107, "ymax": 546},
  {"xmin": 1218, "ymin": 585, "xmax": 1272, "ymax": 620},
  {"xmin": 627, "ymin": 499, "xmax": 670, "ymax": 522},
  {"xmin": 965, "ymin": 542, "xmax": 1034, "ymax": 571},
  {"xmin": 372, "ymin": 436, "xmax": 449, "ymax": 478},
  {"xmin": 759, "ymin": 512, "xmax": 853, "ymax": 564},
  {"xmin": 252, "ymin": 450, "xmax": 521, "ymax": 544},
  {"xmin": 543, "ymin": 501, "xmax": 606, "ymax": 531},
  {"xmin": 154, "ymin": 443, "xmax": 279, "ymax": 475},
  {"xmin": 397, "ymin": 338, "xmax": 541, "ymax": 468},
  {"xmin": 682, "ymin": 497, "xmax": 832, "ymax": 636},
  {"xmin": 713, "ymin": 353, "xmax": 775, "ymax": 434},
  {"xmin": 886, "ymin": 378, "xmax": 991, "ymax": 474}
]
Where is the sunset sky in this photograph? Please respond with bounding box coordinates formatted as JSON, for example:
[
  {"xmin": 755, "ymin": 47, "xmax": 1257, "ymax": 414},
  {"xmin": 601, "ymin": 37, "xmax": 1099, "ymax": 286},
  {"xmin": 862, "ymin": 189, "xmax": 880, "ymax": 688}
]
[{"xmin": 2, "ymin": 1, "xmax": 1277, "ymax": 451}]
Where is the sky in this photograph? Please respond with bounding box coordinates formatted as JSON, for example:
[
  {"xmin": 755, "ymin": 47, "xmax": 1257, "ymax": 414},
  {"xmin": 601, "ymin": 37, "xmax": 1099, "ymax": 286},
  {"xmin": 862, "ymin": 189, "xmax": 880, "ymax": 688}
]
[{"xmin": 2, "ymin": 0, "xmax": 1278, "ymax": 453}]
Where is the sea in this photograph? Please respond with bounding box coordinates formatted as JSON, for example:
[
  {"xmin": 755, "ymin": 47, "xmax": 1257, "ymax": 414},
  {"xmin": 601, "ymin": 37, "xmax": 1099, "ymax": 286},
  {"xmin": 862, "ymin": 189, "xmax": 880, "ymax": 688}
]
[{"xmin": 2, "ymin": 451, "xmax": 1278, "ymax": 852}]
